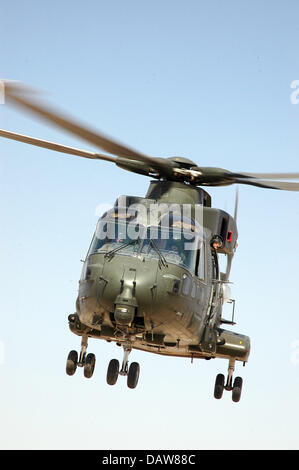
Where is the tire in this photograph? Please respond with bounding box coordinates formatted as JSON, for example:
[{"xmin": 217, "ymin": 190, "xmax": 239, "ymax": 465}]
[
  {"xmin": 127, "ymin": 362, "xmax": 140, "ymax": 389},
  {"xmin": 214, "ymin": 373, "xmax": 225, "ymax": 399},
  {"xmin": 84, "ymin": 353, "xmax": 96, "ymax": 378},
  {"xmin": 232, "ymin": 376, "xmax": 243, "ymax": 403},
  {"xmin": 106, "ymin": 359, "xmax": 119, "ymax": 385},
  {"xmin": 66, "ymin": 350, "xmax": 78, "ymax": 376}
]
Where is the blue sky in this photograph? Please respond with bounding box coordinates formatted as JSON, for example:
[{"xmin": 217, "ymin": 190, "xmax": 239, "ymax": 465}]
[{"xmin": 1, "ymin": 0, "xmax": 299, "ymax": 450}]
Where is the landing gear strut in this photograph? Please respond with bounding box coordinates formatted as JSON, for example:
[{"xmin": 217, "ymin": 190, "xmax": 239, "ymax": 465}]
[
  {"xmin": 106, "ymin": 341, "xmax": 140, "ymax": 389},
  {"xmin": 66, "ymin": 335, "xmax": 96, "ymax": 379},
  {"xmin": 214, "ymin": 358, "xmax": 243, "ymax": 402}
]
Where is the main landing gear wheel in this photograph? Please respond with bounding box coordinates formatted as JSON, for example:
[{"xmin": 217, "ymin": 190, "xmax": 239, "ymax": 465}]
[
  {"xmin": 66, "ymin": 335, "xmax": 96, "ymax": 379},
  {"xmin": 213, "ymin": 359, "xmax": 244, "ymax": 402},
  {"xmin": 66, "ymin": 350, "xmax": 78, "ymax": 376},
  {"xmin": 232, "ymin": 376, "xmax": 243, "ymax": 403},
  {"xmin": 214, "ymin": 373, "xmax": 225, "ymax": 399}
]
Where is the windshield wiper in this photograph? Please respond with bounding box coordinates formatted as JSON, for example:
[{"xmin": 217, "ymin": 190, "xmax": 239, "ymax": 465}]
[
  {"xmin": 104, "ymin": 239, "xmax": 138, "ymax": 259},
  {"xmin": 149, "ymin": 239, "xmax": 168, "ymax": 268}
]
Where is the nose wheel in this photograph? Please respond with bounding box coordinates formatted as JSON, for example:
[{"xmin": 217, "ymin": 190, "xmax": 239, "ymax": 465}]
[
  {"xmin": 214, "ymin": 359, "xmax": 243, "ymax": 402},
  {"xmin": 106, "ymin": 341, "xmax": 140, "ymax": 389},
  {"xmin": 127, "ymin": 361, "xmax": 140, "ymax": 389},
  {"xmin": 106, "ymin": 359, "xmax": 120, "ymax": 385},
  {"xmin": 66, "ymin": 335, "xmax": 96, "ymax": 379}
]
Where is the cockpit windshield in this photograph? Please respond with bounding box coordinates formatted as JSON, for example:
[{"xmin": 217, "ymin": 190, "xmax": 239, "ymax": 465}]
[
  {"xmin": 88, "ymin": 213, "xmax": 202, "ymax": 273},
  {"xmin": 89, "ymin": 219, "xmax": 142, "ymax": 257},
  {"xmin": 140, "ymin": 226, "xmax": 198, "ymax": 271}
]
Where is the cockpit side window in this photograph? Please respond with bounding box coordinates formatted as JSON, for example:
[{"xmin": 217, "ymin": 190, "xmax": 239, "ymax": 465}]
[{"xmin": 196, "ymin": 241, "xmax": 206, "ymax": 281}]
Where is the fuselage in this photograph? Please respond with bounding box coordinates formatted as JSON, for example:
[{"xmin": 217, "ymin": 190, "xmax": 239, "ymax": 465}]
[
  {"xmin": 76, "ymin": 242, "xmax": 213, "ymax": 358},
  {"xmin": 69, "ymin": 181, "xmax": 250, "ymax": 364}
]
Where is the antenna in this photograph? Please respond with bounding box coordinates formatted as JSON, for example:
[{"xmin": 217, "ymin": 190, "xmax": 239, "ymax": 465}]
[{"xmin": 234, "ymin": 186, "xmax": 239, "ymax": 222}]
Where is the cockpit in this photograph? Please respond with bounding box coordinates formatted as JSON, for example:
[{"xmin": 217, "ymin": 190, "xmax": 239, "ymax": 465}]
[{"xmin": 87, "ymin": 210, "xmax": 204, "ymax": 274}]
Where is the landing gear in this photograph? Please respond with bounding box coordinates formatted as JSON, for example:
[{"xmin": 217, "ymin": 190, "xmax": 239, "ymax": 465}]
[
  {"xmin": 127, "ymin": 362, "xmax": 140, "ymax": 389},
  {"xmin": 66, "ymin": 335, "xmax": 140, "ymax": 388},
  {"xmin": 214, "ymin": 373, "xmax": 225, "ymax": 399},
  {"xmin": 106, "ymin": 359, "xmax": 120, "ymax": 385},
  {"xmin": 84, "ymin": 353, "xmax": 96, "ymax": 378},
  {"xmin": 66, "ymin": 335, "xmax": 96, "ymax": 379},
  {"xmin": 66, "ymin": 350, "xmax": 78, "ymax": 376},
  {"xmin": 214, "ymin": 359, "xmax": 243, "ymax": 402},
  {"xmin": 106, "ymin": 341, "xmax": 140, "ymax": 389},
  {"xmin": 232, "ymin": 376, "xmax": 243, "ymax": 403}
]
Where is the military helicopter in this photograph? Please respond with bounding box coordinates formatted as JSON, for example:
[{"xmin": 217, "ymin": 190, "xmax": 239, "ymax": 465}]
[{"xmin": 1, "ymin": 82, "xmax": 299, "ymax": 402}]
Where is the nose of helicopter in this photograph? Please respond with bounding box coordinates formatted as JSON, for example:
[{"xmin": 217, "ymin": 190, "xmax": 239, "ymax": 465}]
[
  {"xmin": 102, "ymin": 254, "xmax": 159, "ymax": 316},
  {"xmin": 78, "ymin": 253, "xmax": 161, "ymax": 328}
]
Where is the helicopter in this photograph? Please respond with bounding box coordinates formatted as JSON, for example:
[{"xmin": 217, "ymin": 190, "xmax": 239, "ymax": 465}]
[{"xmin": 1, "ymin": 82, "xmax": 299, "ymax": 403}]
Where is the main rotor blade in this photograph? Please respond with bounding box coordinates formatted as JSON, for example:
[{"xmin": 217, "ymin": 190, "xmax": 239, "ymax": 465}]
[
  {"xmin": 189, "ymin": 168, "xmax": 299, "ymax": 191},
  {"xmin": 0, "ymin": 129, "xmax": 116, "ymax": 162},
  {"xmin": 241, "ymin": 172, "xmax": 299, "ymax": 180},
  {"xmin": 235, "ymin": 178, "xmax": 299, "ymax": 191},
  {"xmin": 4, "ymin": 81, "xmax": 170, "ymax": 173}
]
